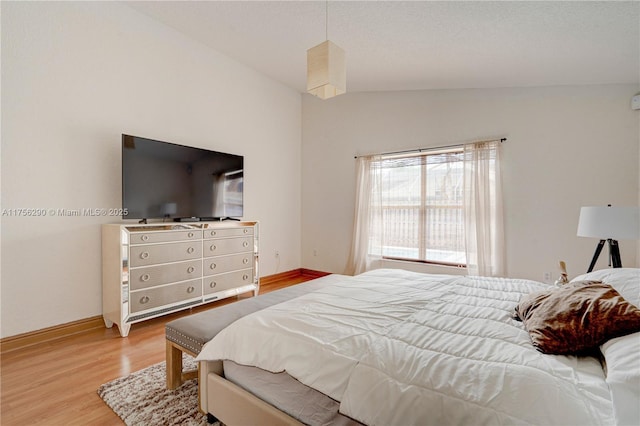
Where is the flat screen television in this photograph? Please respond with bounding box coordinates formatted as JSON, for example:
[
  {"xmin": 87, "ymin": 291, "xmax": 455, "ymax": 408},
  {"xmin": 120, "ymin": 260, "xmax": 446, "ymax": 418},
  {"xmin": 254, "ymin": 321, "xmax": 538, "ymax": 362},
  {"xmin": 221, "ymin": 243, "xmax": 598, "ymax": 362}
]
[{"xmin": 122, "ymin": 134, "xmax": 243, "ymax": 221}]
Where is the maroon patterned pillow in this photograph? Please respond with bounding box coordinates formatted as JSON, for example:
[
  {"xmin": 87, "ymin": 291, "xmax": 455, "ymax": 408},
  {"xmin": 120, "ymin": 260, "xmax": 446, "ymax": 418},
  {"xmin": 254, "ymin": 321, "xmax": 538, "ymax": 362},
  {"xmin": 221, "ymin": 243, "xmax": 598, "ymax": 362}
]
[{"xmin": 514, "ymin": 280, "xmax": 640, "ymax": 355}]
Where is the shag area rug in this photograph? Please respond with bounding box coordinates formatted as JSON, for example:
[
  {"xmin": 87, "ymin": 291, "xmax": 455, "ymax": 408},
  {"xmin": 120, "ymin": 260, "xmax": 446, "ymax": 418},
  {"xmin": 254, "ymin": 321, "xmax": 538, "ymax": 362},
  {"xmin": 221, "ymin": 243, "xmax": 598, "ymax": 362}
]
[{"xmin": 98, "ymin": 356, "xmax": 211, "ymax": 426}]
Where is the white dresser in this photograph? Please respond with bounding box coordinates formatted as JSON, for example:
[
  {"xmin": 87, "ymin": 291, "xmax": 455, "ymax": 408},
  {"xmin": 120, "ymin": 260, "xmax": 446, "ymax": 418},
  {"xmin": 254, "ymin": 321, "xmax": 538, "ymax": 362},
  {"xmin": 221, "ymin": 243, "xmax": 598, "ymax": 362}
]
[{"xmin": 102, "ymin": 221, "xmax": 259, "ymax": 337}]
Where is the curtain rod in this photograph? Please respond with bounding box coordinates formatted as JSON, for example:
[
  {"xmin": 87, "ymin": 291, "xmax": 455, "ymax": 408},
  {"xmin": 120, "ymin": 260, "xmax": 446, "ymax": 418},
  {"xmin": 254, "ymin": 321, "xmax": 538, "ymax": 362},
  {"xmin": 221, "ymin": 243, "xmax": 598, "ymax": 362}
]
[{"xmin": 354, "ymin": 137, "xmax": 506, "ymax": 159}]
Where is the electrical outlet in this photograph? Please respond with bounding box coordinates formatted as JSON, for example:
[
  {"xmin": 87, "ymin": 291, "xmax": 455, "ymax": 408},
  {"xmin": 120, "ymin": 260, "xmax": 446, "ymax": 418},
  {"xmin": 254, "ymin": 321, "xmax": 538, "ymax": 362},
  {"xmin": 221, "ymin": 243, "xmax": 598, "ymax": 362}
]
[
  {"xmin": 543, "ymin": 272, "xmax": 552, "ymax": 283},
  {"xmin": 275, "ymin": 250, "xmax": 280, "ymax": 258}
]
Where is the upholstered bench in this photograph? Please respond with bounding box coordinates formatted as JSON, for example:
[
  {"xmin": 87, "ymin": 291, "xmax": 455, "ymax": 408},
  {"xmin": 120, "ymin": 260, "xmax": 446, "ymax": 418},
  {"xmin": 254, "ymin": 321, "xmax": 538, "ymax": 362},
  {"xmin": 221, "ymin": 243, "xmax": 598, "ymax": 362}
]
[{"xmin": 165, "ymin": 274, "xmax": 345, "ymax": 389}]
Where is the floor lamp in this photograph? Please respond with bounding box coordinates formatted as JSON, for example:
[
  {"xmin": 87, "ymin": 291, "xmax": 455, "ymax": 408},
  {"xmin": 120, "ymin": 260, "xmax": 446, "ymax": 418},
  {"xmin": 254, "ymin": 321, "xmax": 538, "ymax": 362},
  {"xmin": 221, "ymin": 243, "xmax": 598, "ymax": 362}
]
[{"xmin": 577, "ymin": 205, "xmax": 640, "ymax": 273}]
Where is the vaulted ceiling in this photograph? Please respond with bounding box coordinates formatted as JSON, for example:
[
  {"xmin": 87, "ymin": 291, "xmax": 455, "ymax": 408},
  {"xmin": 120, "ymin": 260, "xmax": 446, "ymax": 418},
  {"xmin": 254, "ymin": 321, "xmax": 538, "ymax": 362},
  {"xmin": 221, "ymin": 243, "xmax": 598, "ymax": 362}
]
[{"xmin": 128, "ymin": 1, "xmax": 640, "ymax": 93}]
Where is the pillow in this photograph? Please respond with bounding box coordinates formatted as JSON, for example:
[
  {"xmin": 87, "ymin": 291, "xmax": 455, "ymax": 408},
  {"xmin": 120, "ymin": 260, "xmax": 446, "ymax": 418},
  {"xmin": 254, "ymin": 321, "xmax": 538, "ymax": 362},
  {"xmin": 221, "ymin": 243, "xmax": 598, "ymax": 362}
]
[
  {"xmin": 571, "ymin": 268, "xmax": 640, "ymax": 308},
  {"xmin": 570, "ymin": 269, "xmax": 640, "ymax": 424},
  {"xmin": 514, "ymin": 280, "xmax": 640, "ymax": 355}
]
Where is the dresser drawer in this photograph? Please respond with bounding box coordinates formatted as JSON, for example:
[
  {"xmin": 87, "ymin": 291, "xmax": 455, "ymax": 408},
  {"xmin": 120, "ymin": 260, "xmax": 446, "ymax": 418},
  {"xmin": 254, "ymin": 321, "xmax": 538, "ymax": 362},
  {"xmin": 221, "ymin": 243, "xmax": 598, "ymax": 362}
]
[
  {"xmin": 130, "ymin": 241, "xmax": 202, "ymax": 267},
  {"xmin": 203, "ymin": 227, "xmax": 253, "ymax": 239},
  {"xmin": 129, "ymin": 260, "xmax": 202, "ymax": 291},
  {"xmin": 203, "ymin": 253, "xmax": 253, "ymax": 276},
  {"xmin": 204, "ymin": 237, "xmax": 253, "ymax": 257},
  {"xmin": 204, "ymin": 269, "xmax": 254, "ymax": 295},
  {"xmin": 130, "ymin": 230, "xmax": 202, "ymax": 245},
  {"xmin": 130, "ymin": 279, "xmax": 202, "ymax": 313}
]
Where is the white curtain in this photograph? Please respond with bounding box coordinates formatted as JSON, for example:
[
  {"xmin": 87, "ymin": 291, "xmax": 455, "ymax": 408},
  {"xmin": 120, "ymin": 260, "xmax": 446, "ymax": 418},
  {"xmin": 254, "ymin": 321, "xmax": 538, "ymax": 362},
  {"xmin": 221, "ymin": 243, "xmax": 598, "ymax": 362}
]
[
  {"xmin": 463, "ymin": 141, "xmax": 505, "ymax": 276},
  {"xmin": 346, "ymin": 156, "xmax": 383, "ymax": 275}
]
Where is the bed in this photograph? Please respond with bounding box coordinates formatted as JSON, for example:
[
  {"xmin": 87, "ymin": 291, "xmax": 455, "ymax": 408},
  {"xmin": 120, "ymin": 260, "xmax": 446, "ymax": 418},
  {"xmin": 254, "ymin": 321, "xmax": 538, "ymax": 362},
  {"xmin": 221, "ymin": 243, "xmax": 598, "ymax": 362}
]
[
  {"xmin": 165, "ymin": 274, "xmax": 347, "ymax": 390},
  {"xmin": 196, "ymin": 268, "xmax": 640, "ymax": 426}
]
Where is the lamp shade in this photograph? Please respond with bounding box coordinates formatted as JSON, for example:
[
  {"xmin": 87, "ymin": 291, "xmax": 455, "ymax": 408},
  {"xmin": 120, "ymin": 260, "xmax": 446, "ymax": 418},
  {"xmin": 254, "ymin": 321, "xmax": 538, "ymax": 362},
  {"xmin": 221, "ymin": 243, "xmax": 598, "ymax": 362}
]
[
  {"xmin": 577, "ymin": 206, "xmax": 640, "ymax": 240},
  {"xmin": 307, "ymin": 40, "xmax": 346, "ymax": 100}
]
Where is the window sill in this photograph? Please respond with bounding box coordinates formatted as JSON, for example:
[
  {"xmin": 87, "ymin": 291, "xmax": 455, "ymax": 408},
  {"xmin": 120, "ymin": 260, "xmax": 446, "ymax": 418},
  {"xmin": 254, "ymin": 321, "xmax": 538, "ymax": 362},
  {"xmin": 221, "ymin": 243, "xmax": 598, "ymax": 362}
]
[{"xmin": 381, "ymin": 258, "xmax": 468, "ymax": 276}]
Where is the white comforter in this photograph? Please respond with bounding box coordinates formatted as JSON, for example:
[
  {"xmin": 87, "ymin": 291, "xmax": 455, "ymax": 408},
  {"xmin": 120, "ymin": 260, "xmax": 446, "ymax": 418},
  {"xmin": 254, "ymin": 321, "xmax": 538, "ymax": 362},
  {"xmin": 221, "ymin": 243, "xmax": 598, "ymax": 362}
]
[{"xmin": 197, "ymin": 269, "xmax": 614, "ymax": 425}]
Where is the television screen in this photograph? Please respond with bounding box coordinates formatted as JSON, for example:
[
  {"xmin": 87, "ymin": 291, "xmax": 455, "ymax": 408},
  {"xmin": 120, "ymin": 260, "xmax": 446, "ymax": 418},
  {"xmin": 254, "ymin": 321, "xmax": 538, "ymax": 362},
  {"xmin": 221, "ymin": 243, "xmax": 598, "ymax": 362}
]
[{"xmin": 122, "ymin": 134, "xmax": 243, "ymax": 220}]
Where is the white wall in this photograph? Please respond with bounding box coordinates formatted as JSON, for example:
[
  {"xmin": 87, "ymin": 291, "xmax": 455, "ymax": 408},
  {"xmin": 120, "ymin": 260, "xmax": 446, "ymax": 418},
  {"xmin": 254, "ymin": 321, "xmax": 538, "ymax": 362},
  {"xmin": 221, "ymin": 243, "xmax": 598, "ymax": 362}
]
[
  {"xmin": 1, "ymin": 2, "xmax": 302, "ymax": 338},
  {"xmin": 302, "ymin": 85, "xmax": 639, "ymax": 281}
]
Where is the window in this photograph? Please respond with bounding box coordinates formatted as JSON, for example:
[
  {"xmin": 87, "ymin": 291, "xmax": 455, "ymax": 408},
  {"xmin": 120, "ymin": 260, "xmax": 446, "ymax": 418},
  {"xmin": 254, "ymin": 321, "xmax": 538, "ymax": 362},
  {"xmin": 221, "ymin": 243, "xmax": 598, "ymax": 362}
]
[
  {"xmin": 371, "ymin": 149, "xmax": 466, "ymax": 266},
  {"xmin": 347, "ymin": 140, "xmax": 504, "ymax": 277}
]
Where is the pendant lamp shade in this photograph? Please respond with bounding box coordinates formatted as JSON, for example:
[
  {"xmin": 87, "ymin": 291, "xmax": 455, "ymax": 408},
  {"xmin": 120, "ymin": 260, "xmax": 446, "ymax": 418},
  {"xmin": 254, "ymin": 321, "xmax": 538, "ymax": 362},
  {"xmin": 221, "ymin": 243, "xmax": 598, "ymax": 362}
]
[{"xmin": 307, "ymin": 40, "xmax": 346, "ymax": 100}]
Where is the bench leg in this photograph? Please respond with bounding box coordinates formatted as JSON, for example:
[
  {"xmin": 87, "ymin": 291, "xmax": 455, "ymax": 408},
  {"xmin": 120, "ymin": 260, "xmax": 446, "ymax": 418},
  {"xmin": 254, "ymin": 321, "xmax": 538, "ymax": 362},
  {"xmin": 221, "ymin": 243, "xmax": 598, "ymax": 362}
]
[{"xmin": 166, "ymin": 340, "xmax": 184, "ymax": 389}]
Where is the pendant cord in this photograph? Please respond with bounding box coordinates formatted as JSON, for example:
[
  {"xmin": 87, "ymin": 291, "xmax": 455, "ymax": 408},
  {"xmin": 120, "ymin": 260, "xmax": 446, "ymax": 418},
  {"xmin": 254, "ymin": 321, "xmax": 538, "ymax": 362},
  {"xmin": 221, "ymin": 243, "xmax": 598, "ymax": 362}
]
[{"xmin": 325, "ymin": 0, "xmax": 328, "ymax": 40}]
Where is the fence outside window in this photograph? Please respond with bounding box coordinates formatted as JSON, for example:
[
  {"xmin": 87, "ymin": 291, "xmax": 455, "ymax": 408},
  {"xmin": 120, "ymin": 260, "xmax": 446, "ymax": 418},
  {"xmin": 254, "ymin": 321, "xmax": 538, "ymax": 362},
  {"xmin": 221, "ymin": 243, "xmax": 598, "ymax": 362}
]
[{"xmin": 370, "ymin": 150, "xmax": 466, "ymax": 266}]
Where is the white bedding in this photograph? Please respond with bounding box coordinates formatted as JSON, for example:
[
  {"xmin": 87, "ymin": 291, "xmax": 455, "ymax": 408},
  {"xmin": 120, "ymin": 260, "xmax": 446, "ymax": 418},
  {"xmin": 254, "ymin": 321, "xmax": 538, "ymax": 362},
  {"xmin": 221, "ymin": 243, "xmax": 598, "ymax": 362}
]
[{"xmin": 197, "ymin": 269, "xmax": 616, "ymax": 425}]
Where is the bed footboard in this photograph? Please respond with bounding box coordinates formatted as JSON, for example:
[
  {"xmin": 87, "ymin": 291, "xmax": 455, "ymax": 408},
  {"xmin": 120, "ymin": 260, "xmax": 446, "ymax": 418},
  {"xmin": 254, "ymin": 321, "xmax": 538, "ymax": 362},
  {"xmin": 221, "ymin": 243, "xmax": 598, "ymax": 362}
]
[{"xmin": 199, "ymin": 360, "xmax": 302, "ymax": 426}]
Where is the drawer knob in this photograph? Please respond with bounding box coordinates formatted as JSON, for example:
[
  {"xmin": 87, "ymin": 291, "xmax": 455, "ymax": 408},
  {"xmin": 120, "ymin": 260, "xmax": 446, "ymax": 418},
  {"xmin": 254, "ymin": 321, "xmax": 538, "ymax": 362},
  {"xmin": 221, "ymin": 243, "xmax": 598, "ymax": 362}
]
[
  {"xmin": 141, "ymin": 274, "xmax": 150, "ymax": 282},
  {"xmin": 187, "ymin": 286, "xmax": 195, "ymax": 294},
  {"xmin": 188, "ymin": 232, "xmax": 194, "ymax": 238},
  {"xmin": 141, "ymin": 235, "xmax": 149, "ymax": 241},
  {"xmin": 243, "ymin": 241, "xmax": 249, "ymax": 247},
  {"xmin": 243, "ymin": 274, "xmax": 249, "ymax": 281},
  {"xmin": 140, "ymin": 252, "xmax": 149, "ymax": 260},
  {"xmin": 243, "ymin": 258, "xmax": 249, "ymax": 264},
  {"xmin": 210, "ymin": 231, "xmax": 217, "ymax": 236},
  {"xmin": 210, "ymin": 244, "xmax": 216, "ymax": 251},
  {"xmin": 187, "ymin": 247, "xmax": 195, "ymax": 254},
  {"xmin": 210, "ymin": 263, "xmax": 217, "ymax": 270},
  {"xmin": 187, "ymin": 266, "xmax": 195, "ymax": 274},
  {"xmin": 243, "ymin": 229, "xmax": 248, "ymax": 234},
  {"xmin": 140, "ymin": 296, "xmax": 150, "ymax": 304},
  {"xmin": 210, "ymin": 282, "xmax": 217, "ymax": 288}
]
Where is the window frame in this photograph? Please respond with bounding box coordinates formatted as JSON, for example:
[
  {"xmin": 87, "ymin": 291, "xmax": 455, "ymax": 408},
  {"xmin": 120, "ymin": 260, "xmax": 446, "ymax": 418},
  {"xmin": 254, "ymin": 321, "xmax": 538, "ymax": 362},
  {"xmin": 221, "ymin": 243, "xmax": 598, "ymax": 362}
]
[{"xmin": 374, "ymin": 147, "xmax": 467, "ymax": 268}]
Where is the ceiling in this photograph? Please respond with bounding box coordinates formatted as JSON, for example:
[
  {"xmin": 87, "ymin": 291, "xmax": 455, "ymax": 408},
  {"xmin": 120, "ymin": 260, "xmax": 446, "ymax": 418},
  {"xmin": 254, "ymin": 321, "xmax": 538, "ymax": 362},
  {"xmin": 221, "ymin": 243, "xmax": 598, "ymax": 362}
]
[{"xmin": 127, "ymin": 1, "xmax": 640, "ymax": 94}]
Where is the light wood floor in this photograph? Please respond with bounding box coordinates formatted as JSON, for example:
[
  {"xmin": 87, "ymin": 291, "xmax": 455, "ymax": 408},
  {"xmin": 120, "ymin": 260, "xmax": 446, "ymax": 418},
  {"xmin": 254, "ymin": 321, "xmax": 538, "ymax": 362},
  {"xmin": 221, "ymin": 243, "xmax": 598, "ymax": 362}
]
[{"xmin": 0, "ymin": 275, "xmax": 314, "ymax": 425}]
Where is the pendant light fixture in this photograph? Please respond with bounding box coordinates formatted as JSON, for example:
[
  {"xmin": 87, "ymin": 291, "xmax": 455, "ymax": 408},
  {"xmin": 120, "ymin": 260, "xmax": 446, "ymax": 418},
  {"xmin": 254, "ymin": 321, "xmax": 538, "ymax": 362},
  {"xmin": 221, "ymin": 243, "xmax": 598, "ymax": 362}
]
[{"xmin": 307, "ymin": 1, "xmax": 346, "ymax": 99}]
